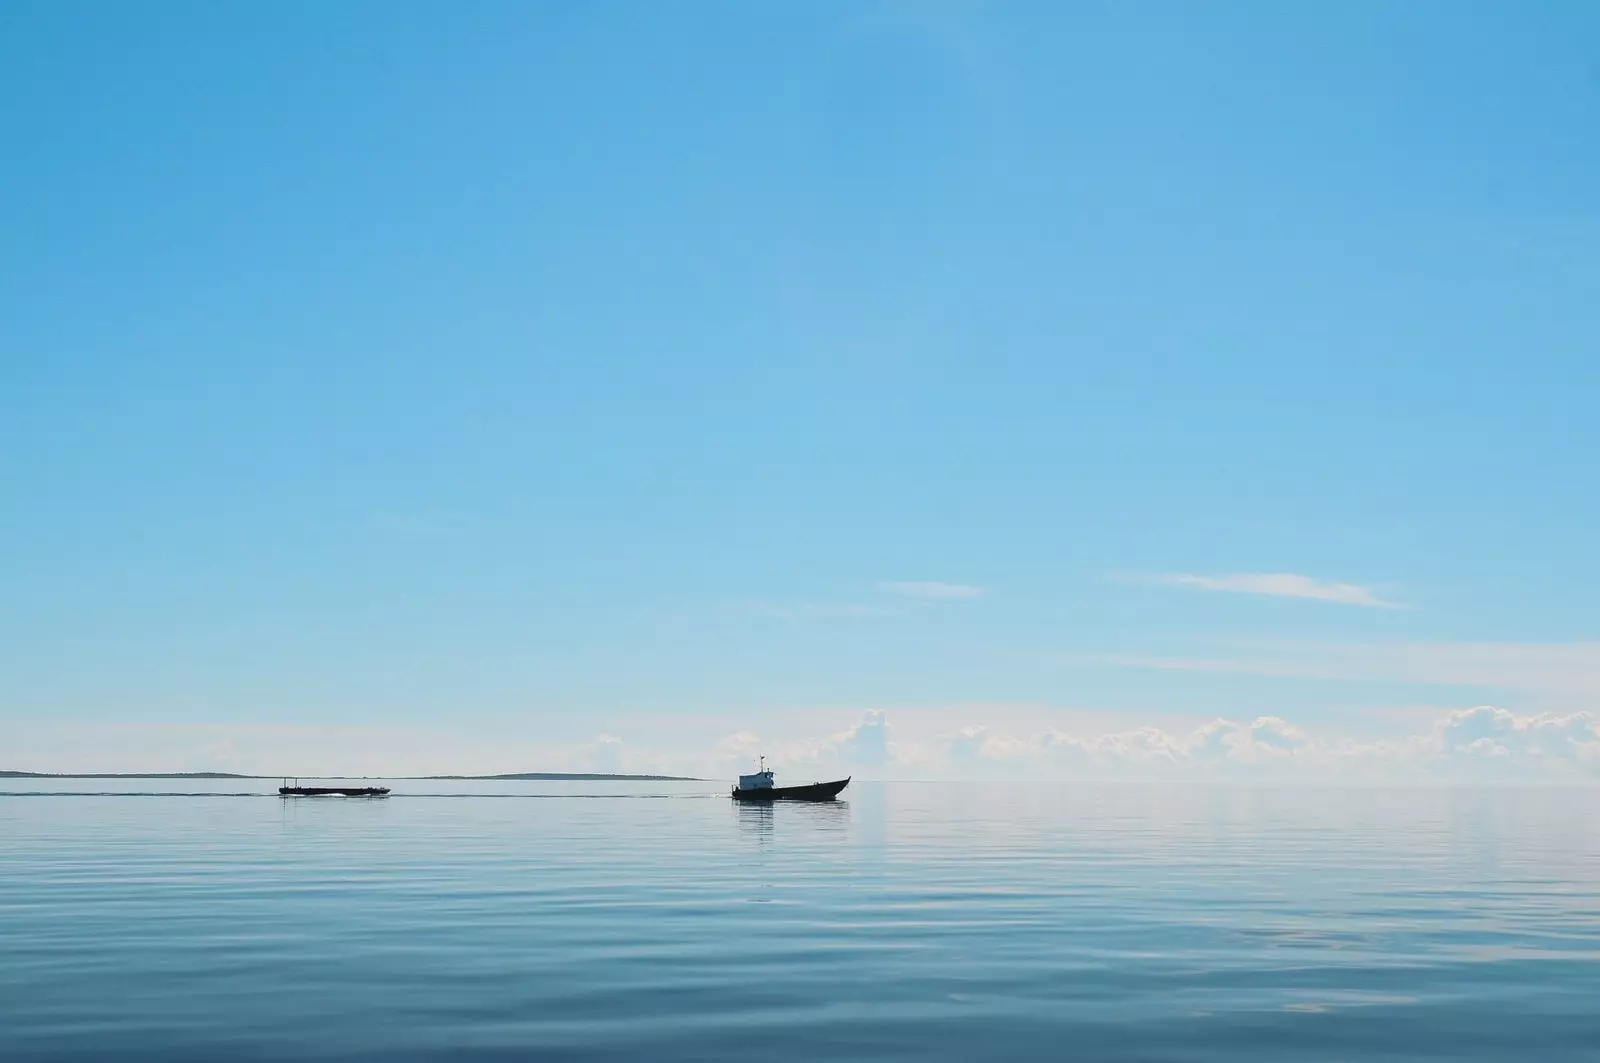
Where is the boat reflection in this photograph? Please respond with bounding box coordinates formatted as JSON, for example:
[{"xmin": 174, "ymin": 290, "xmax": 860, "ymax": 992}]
[{"xmin": 734, "ymin": 794, "xmax": 850, "ymax": 843}]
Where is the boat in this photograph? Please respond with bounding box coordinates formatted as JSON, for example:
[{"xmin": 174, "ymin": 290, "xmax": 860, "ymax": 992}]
[
  {"xmin": 278, "ymin": 779, "xmax": 390, "ymax": 797},
  {"xmin": 730, "ymin": 758, "xmax": 849, "ymax": 802}
]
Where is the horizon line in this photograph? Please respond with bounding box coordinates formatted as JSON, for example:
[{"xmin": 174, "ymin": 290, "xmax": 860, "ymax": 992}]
[{"xmin": 0, "ymin": 770, "xmax": 706, "ymax": 782}]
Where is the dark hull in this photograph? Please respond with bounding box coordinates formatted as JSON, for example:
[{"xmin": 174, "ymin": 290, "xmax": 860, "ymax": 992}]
[
  {"xmin": 730, "ymin": 778, "xmax": 849, "ymax": 802},
  {"xmin": 279, "ymin": 787, "xmax": 390, "ymax": 797}
]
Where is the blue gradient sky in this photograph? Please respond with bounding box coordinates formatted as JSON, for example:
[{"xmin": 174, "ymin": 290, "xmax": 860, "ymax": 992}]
[{"xmin": 4, "ymin": 2, "xmax": 1599, "ymax": 776}]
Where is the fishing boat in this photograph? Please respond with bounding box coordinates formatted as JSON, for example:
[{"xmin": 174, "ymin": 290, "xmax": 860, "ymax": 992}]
[
  {"xmin": 730, "ymin": 758, "xmax": 849, "ymax": 802},
  {"xmin": 278, "ymin": 779, "xmax": 390, "ymax": 797}
]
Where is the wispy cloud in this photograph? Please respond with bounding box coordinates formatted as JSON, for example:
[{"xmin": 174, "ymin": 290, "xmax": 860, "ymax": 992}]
[
  {"xmin": 879, "ymin": 581, "xmax": 986, "ymax": 600},
  {"xmin": 1088, "ymin": 641, "xmax": 1600, "ymax": 698},
  {"xmin": 1150, "ymin": 572, "xmax": 1401, "ymax": 609}
]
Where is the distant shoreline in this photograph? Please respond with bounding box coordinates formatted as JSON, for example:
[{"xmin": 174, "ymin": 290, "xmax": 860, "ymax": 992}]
[
  {"xmin": 418, "ymin": 773, "xmax": 702, "ymax": 782},
  {"xmin": 1, "ymin": 771, "xmax": 703, "ymax": 781}
]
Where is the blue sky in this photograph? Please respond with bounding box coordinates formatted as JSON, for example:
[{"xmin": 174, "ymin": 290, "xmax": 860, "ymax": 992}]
[{"xmin": 3, "ymin": 1, "xmax": 1599, "ymax": 777}]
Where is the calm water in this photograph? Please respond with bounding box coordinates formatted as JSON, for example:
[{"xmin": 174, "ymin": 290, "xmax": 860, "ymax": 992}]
[{"xmin": 3, "ymin": 780, "xmax": 1598, "ymax": 1061}]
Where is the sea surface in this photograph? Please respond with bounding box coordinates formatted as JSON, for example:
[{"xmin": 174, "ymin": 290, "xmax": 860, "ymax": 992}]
[{"xmin": 3, "ymin": 779, "xmax": 1598, "ymax": 1062}]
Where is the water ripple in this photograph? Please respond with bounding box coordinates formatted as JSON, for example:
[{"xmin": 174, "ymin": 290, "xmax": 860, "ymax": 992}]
[{"xmin": 2, "ymin": 782, "xmax": 1598, "ymax": 1061}]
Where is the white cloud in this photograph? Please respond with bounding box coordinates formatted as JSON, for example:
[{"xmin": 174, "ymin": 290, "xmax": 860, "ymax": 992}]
[
  {"xmin": 944, "ymin": 725, "xmax": 995, "ymax": 760},
  {"xmin": 586, "ymin": 734, "xmax": 625, "ymax": 774},
  {"xmin": 1435, "ymin": 706, "xmax": 1600, "ymax": 761},
  {"xmin": 1069, "ymin": 726, "xmax": 1189, "ymax": 765},
  {"xmin": 834, "ymin": 709, "xmax": 891, "ymax": 765},
  {"xmin": 1187, "ymin": 716, "xmax": 1308, "ymax": 765},
  {"xmin": 1151, "ymin": 572, "xmax": 1400, "ymax": 609},
  {"xmin": 878, "ymin": 581, "xmax": 986, "ymax": 600},
  {"xmin": 1093, "ymin": 640, "xmax": 1600, "ymax": 698},
  {"xmin": 821, "ymin": 706, "xmax": 1600, "ymax": 780},
  {"xmin": 10, "ymin": 706, "xmax": 1600, "ymax": 784},
  {"xmin": 1248, "ymin": 715, "xmax": 1307, "ymax": 751},
  {"xmin": 935, "ymin": 723, "xmax": 1178, "ymax": 767}
]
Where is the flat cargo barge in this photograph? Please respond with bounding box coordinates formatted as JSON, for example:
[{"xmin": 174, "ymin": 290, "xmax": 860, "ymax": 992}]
[{"xmin": 279, "ymin": 782, "xmax": 390, "ymax": 797}]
